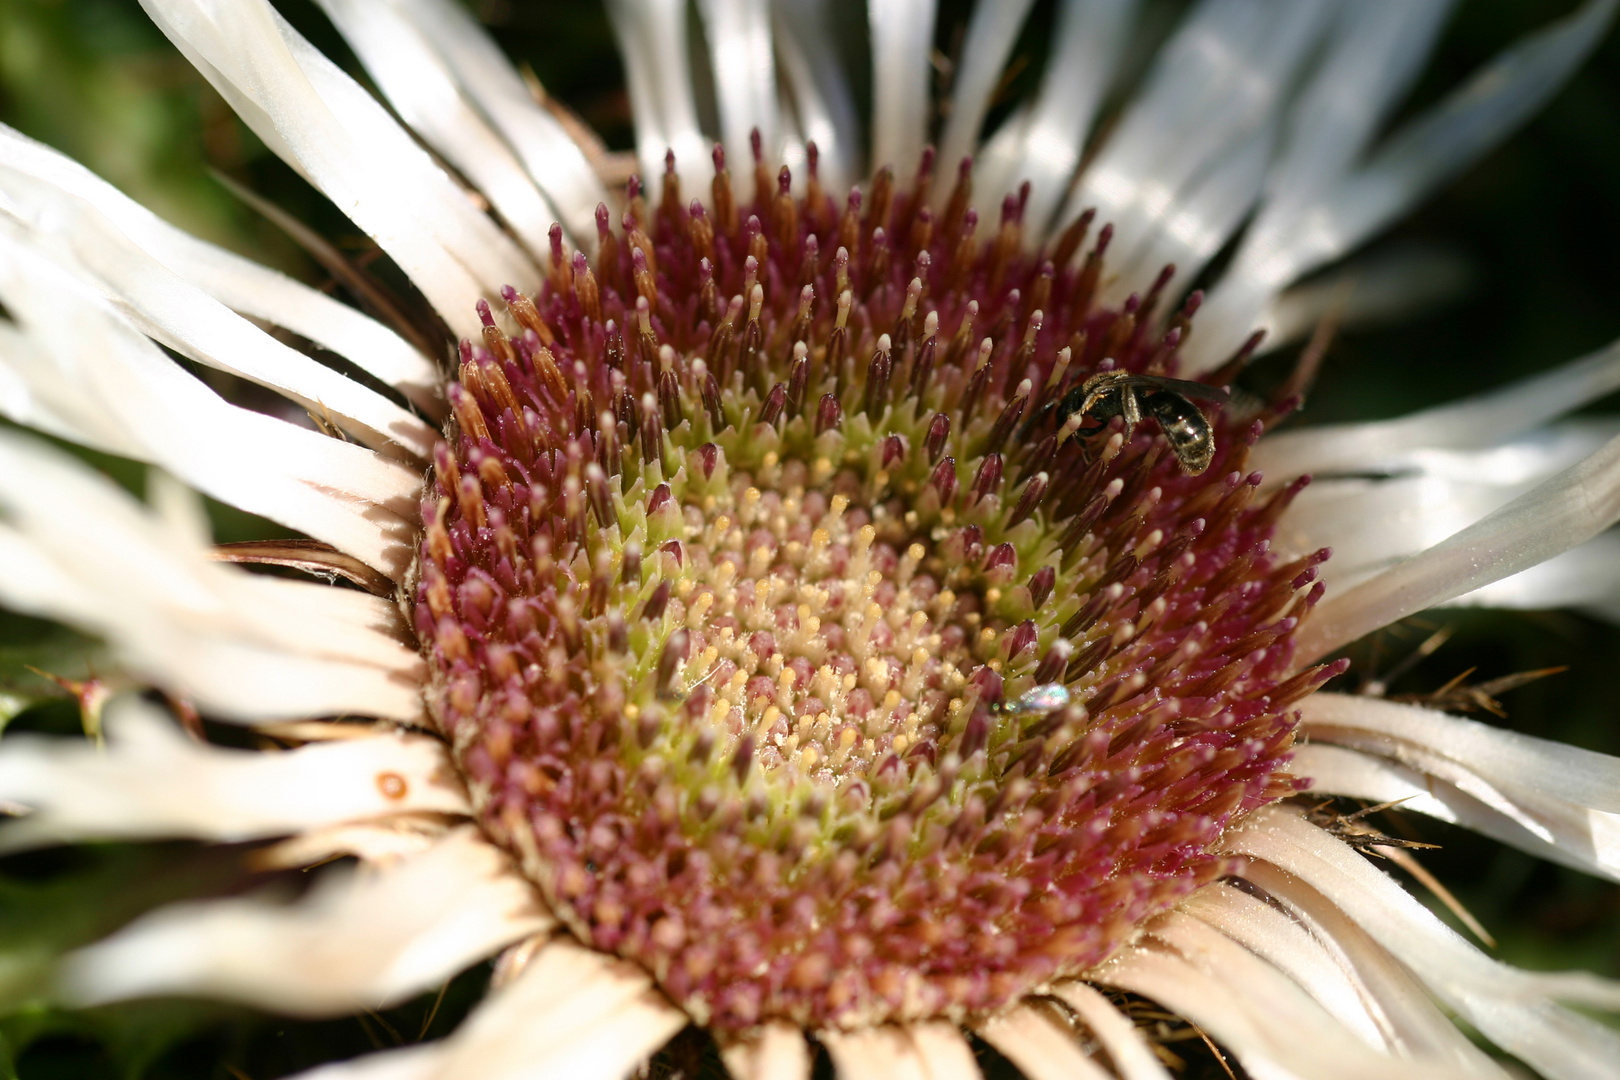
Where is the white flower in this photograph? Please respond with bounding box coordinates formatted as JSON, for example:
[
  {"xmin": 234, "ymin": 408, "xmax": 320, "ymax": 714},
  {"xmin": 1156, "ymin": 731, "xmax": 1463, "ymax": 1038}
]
[{"xmin": 2, "ymin": 1, "xmax": 1620, "ymax": 1078}]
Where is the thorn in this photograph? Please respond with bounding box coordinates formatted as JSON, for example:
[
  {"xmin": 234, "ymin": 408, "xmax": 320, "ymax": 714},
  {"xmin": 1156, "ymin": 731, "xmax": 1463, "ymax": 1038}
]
[
  {"xmin": 25, "ymin": 666, "xmax": 112, "ymax": 745},
  {"xmin": 1384, "ymin": 846, "xmax": 1497, "ymax": 949}
]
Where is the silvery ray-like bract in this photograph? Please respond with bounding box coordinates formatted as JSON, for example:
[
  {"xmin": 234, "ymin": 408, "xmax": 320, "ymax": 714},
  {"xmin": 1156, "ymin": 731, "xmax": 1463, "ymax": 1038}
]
[{"xmin": 2, "ymin": 1, "xmax": 1620, "ymax": 1078}]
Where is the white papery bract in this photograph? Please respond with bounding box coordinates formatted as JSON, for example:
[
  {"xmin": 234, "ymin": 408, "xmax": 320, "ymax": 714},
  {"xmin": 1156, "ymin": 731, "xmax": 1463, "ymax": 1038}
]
[
  {"xmin": 59, "ymin": 824, "xmax": 552, "ymax": 1017},
  {"xmin": 0, "ymin": 123, "xmax": 442, "ymax": 409},
  {"xmin": 0, "ymin": 699, "xmax": 466, "ymax": 849},
  {"xmin": 1298, "ymin": 693, "xmax": 1620, "ymax": 881},
  {"xmin": 135, "ymin": 0, "xmax": 541, "ymax": 340},
  {"xmin": 0, "ymin": 425, "xmax": 423, "ymax": 720}
]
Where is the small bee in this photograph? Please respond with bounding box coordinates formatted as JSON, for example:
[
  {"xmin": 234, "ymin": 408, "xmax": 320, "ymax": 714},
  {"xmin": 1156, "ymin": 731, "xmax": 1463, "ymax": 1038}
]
[
  {"xmin": 1050, "ymin": 371, "xmax": 1227, "ymax": 474},
  {"xmin": 989, "ymin": 683, "xmax": 1071, "ymax": 718}
]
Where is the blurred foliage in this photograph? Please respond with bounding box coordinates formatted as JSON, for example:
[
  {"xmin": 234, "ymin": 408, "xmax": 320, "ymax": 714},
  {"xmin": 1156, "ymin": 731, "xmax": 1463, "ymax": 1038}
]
[
  {"xmin": 0, "ymin": 842, "xmax": 256, "ymax": 1017},
  {"xmin": 0, "ymin": 0, "xmax": 259, "ymax": 249},
  {"xmin": 1, "ymin": 0, "xmax": 1619, "ymax": 1075}
]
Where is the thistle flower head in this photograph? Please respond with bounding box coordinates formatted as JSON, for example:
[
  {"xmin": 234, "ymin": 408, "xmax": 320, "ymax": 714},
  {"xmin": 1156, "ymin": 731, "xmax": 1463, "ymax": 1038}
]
[{"xmin": 419, "ymin": 149, "xmax": 1343, "ymax": 1031}]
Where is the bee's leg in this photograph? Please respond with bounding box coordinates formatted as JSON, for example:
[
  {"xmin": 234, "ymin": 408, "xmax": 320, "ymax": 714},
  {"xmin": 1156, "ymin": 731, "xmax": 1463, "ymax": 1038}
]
[
  {"xmin": 1120, "ymin": 389, "xmax": 1142, "ymax": 438},
  {"xmin": 1078, "ymin": 387, "xmax": 1109, "ymax": 419}
]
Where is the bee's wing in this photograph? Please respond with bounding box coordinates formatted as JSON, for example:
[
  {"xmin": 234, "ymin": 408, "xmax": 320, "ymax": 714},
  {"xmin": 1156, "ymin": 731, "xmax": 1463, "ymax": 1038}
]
[{"xmin": 1137, "ymin": 376, "xmax": 1229, "ymax": 403}]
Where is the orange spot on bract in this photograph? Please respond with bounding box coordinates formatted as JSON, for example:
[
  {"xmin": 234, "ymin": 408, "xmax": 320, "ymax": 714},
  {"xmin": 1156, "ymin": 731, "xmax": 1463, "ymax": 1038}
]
[{"xmin": 376, "ymin": 771, "xmax": 408, "ymax": 800}]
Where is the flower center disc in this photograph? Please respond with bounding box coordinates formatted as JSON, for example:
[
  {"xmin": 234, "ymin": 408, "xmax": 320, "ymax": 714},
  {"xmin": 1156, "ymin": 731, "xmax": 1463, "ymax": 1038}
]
[{"xmin": 416, "ymin": 153, "xmax": 1333, "ymax": 1031}]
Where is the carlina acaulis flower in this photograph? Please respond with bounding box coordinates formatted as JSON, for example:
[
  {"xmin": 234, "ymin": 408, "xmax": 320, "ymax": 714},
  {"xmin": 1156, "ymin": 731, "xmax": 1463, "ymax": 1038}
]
[
  {"xmin": 417, "ymin": 139, "xmax": 1345, "ymax": 1033},
  {"xmin": 12, "ymin": 2, "xmax": 1620, "ymax": 1077}
]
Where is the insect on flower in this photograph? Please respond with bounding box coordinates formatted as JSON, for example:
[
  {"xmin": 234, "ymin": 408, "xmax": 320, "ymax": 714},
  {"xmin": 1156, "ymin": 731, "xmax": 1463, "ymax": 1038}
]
[
  {"xmin": 989, "ymin": 683, "xmax": 1073, "ymax": 719},
  {"xmin": 1052, "ymin": 370, "xmax": 1229, "ymax": 474}
]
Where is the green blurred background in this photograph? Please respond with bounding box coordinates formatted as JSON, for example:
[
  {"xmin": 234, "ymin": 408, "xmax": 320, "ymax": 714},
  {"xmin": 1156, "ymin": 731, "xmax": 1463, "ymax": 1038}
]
[{"xmin": 0, "ymin": 0, "xmax": 1618, "ymax": 1076}]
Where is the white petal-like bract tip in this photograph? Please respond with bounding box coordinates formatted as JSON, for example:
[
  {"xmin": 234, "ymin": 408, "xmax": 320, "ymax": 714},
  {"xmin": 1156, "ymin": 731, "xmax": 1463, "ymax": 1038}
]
[
  {"xmin": 316, "ymin": 0, "xmax": 566, "ymax": 259},
  {"xmin": 413, "ymin": 938, "xmax": 684, "ymax": 1080},
  {"xmin": 818, "ymin": 1024, "xmax": 947, "ymax": 1080},
  {"xmin": 138, "ymin": 0, "xmax": 538, "ymax": 337},
  {"xmin": 867, "ymin": 0, "xmax": 936, "ymax": 176},
  {"xmin": 1297, "ymin": 692, "xmax": 1620, "ymax": 880},
  {"xmin": 0, "ymin": 431, "xmax": 423, "ymax": 720},
  {"xmin": 1274, "ymin": 422, "xmax": 1620, "ymax": 593},
  {"xmin": 934, "ymin": 0, "xmax": 1036, "ymax": 203},
  {"xmin": 1298, "ymin": 429, "xmax": 1620, "ymax": 661},
  {"xmin": 59, "ymin": 828, "xmax": 549, "ymax": 1015},
  {"xmin": 0, "ymin": 122, "xmax": 441, "ymax": 403},
  {"xmin": 697, "ymin": 0, "xmax": 781, "ymax": 173},
  {"xmin": 975, "ymin": 1002, "xmax": 1115, "ymax": 1080},
  {"xmin": 0, "ymin": 696, "xmax": 465, "ymax": 851},
  {"xmin": 1255, "ymin": 336, "xmax": 1620, "ymax": 480},
  {"xmin": 771, "ymin": 0, "xmax": 860, "ymax": 192},
  {"xmin": 1046, "ymin": 980, "xmax": 1174, "ymax": 1080},
  {"xmin": 1192, "ymin": 0, "xmax": 1614, "ymax": 366},
  {"xmin": 1067, "ymin": 0, "xmax": 1336, "ymax": 304},
  {"xmin": 1227, "ymin": 807, "xmax": 1620, "ymax": 1080},
  {"xmin": 605, "ymin": 0, "xmax": 709, "ymax": 186},
  {"xmin": 1181, "ymin": 883, "xmax": 1399, "ymax": 1056},
  {"xmin": 3, "ymin": 172, "xmax": 436, "ymax": 459},
  {"xmin": 0, "ymin": 232, "xmax": 422, "ymax": 578},
  {"xmin": 720, "ymin": 1021, "xmax": 811, "ymax": 1080},
  {"xmin": 906, "ymin": 1023, "xmax": 980, "ymax": 1080},
  {"xmin": 1099, "ymin": 909, "xmax": 1464, "ymax": 1080},
  {"xmin": 385, "ymin": 0, "xmax": 609, "ymax": 243}
]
